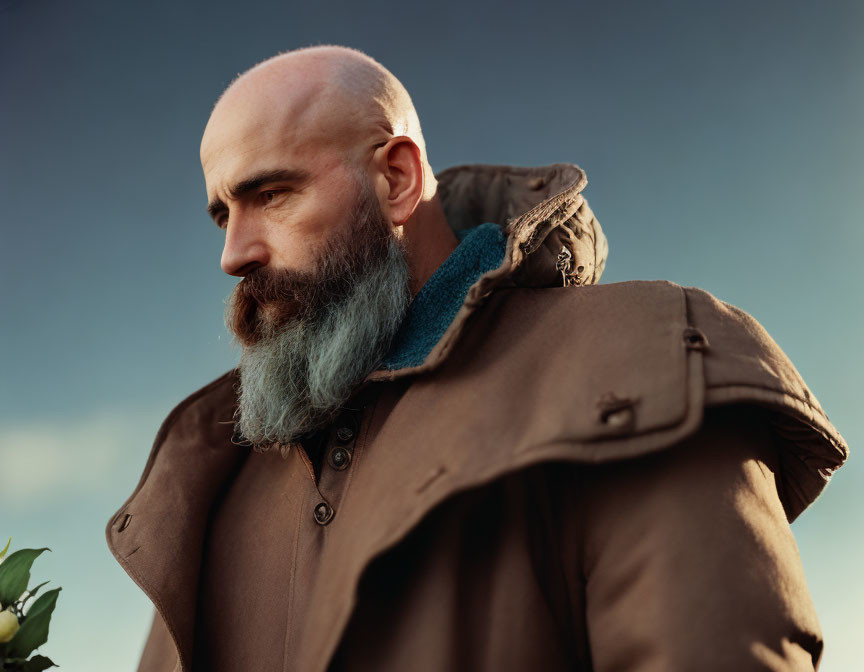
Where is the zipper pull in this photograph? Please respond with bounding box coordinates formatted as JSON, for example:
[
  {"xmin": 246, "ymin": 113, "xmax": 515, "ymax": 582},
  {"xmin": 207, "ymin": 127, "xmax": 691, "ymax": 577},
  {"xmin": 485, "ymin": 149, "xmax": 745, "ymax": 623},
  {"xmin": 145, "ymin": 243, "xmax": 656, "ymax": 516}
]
[{"xmin": 556, "ymin": 246, "xmax": 573, "ymax": 287}]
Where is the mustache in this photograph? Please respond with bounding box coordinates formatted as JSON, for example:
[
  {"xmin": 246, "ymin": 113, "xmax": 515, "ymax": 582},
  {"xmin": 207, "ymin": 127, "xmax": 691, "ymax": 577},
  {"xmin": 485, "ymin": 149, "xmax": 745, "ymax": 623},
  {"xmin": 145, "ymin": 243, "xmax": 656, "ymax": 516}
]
[
  {"xmin": 225, "ymin": 230, "xmax": 389, "ymax": 347},
  {"xmin": 226, "ymin": 266, "xmax": 324, "ymax": 347}
]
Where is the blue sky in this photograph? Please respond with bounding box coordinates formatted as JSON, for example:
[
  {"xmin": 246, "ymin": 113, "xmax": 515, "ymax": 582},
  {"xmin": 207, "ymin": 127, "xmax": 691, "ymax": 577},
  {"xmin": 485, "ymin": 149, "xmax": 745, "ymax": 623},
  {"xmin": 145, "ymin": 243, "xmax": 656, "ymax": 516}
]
[{"xmin": 1, "ymin": 0, "xmax": 861, "ymax": 669}]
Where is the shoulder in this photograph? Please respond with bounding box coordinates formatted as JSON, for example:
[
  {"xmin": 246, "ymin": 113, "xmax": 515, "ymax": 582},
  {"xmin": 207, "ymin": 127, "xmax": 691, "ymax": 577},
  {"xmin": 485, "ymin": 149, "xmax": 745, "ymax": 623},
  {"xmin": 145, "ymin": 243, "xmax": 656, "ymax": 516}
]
[
  {"xmin": 472, "ymin": 280, "xmax": 848, "ymax": 521},
  {"xmin": 495, "ymin": 280, "xmax": 838, "ymax": 428},
  {"xmin": 155, "ymin": 368, "xmax": 239, "ymax": 445},
  {"xmin": 105, "ymin": 368, "xmax": 242, "ymax": 537},
  {"xmin": 136, "ymin": 368, "xmax": 240, "ymax": 480}
]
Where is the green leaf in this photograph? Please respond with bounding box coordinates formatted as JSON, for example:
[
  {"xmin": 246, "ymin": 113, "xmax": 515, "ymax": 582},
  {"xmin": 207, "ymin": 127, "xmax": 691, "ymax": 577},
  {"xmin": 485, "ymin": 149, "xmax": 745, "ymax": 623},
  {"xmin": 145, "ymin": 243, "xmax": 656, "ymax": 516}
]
[
  {"xmin": 0, "ymin": 537, "xmax": 10, "ymax": 562},
  {"xmin": 6, "ymin": 587, "xmax": 61, "ymax": 659},
  {"xmin": 1, "ymin": 655, "xmax": 58, "ymax": 672},
  {"xmin": 21, "ymin": 582, "xmax": 50, "ymax": 610},
  {"xmin": 19, "ymin": 654, "xmax": 58, "ymax": 671},
  {"xmin": 0, "ymin": 549, "xmax": 50, "ymax": 608}
]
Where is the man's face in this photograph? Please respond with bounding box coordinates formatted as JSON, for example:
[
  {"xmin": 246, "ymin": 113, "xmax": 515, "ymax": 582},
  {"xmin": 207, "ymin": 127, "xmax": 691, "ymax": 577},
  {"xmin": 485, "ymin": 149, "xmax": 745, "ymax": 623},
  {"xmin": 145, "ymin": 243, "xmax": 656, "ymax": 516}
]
[
  {"xmin": 200, "ymin": 78, "xmax": 413, "ymax": 451},
  {"xmin": 200, "ymin": 65, "xmax": 380, "ymax": 277},
  {"xmin": 221, "ymin": 173, "xmax": 412, "ymax": 451},
  {"xmin": 224, "ymin": 171, "xmax": 402, "ymax": 347}
]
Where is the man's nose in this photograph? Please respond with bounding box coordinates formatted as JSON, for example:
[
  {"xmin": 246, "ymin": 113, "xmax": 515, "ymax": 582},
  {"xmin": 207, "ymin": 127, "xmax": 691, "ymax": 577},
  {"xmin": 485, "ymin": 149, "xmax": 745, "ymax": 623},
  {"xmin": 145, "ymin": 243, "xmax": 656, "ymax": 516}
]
[{"xmin": 220, "ymin": 215, "xmax": 271, "ymax": 277}]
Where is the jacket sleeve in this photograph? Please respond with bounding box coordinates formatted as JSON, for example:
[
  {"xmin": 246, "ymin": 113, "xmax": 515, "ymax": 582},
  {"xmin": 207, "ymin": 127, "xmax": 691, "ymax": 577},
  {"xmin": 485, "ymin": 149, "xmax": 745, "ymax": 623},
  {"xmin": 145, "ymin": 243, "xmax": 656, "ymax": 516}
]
[{"xmin": 562, "ymin": 403, "xmax": 825, "ymax": 671}]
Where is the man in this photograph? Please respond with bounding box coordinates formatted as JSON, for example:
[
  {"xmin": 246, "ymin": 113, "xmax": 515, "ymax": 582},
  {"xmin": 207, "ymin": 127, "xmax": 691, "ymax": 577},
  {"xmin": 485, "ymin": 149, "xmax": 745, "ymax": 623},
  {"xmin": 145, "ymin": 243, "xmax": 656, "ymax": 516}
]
[{"xmin": 106, "ymin": 44, "xmax": 849, "ymax": 672}]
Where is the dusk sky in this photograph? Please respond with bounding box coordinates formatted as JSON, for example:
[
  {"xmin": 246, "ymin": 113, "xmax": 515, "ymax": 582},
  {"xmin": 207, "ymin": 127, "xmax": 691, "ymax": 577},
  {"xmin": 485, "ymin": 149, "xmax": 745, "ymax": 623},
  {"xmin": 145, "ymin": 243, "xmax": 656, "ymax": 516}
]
[{"xmin": 1, "ymin": 0, "xmax": 861, "ymax": 669}]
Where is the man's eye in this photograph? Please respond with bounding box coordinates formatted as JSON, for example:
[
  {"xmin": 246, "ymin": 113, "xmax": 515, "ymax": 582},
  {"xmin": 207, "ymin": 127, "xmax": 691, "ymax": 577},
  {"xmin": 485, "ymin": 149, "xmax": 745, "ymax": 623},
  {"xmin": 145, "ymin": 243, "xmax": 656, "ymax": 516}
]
[{"xmin": 262, "ymin": 190, "xmax": 282, "ymax": 203}]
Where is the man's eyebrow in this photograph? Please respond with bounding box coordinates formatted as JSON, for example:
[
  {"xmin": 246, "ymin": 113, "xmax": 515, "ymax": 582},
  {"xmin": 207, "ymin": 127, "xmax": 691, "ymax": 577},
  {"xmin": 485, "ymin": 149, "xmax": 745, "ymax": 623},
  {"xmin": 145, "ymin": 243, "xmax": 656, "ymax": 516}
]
[{"xmin": 206, "ymin": 167, "xmax": 312, "ymax": 221}]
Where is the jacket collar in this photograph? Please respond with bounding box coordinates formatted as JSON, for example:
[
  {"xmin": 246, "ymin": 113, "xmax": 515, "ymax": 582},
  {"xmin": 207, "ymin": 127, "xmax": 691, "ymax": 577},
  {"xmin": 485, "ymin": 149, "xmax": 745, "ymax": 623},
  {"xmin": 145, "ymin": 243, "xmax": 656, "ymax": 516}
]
[
  {"xmin": 438, "ymin": 162, "xmax": 606, "ymax": 287},
  {"xmin": 378, "ymin": 221, "xmax": 507, "ymax": 370},
  {"xmin": 362, "ymin": 162, "xmax": 608, "ymax": 382},
  {"xmin": 105, "ymin": 162, "xmax": 606, "ymax": 672}
]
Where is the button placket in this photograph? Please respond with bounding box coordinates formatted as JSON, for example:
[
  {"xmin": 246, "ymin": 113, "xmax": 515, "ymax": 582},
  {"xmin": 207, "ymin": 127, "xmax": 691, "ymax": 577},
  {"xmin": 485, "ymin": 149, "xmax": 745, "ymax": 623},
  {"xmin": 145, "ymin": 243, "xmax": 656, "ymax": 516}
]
[{"xmin": 311, "ymin": 409, "xmax": 363, "ymax": 526}]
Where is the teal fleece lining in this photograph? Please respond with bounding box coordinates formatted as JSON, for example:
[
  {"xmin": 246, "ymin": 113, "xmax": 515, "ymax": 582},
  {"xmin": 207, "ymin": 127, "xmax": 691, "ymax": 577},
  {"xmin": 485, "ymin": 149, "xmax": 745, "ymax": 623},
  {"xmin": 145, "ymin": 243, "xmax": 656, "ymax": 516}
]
[{"xmin": 379, "ymin": 222, "xmax": 507, "ymax": 370}]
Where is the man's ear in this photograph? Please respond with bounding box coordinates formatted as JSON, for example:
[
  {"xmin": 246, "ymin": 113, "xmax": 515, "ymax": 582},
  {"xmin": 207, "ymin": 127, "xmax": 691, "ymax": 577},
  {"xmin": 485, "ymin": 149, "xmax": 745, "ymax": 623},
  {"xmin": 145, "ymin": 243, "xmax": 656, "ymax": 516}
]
[{"xmin": 373, "ymin": 135, "xmax": 425, "ymax": 226}]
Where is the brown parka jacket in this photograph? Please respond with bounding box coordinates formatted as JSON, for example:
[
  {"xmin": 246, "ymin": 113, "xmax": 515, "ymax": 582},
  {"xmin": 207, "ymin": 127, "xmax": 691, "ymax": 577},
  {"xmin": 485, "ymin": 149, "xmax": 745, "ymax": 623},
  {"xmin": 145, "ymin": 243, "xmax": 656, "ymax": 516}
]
[{"xmin": 105, "ymin": 162, "xmax": 849, "ymax": 672}]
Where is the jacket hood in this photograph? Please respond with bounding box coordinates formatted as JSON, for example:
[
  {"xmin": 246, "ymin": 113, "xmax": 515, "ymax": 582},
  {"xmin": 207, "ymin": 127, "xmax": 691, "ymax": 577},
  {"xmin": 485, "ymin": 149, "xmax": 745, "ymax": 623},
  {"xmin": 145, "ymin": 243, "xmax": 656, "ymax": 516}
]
[
  {"xmin": 363, "ymin": 162, "xmax": 608, "ymax": 382},
  {"xmin": 437, "ymin": 162, "xmax": 608, "ymax": 289}
]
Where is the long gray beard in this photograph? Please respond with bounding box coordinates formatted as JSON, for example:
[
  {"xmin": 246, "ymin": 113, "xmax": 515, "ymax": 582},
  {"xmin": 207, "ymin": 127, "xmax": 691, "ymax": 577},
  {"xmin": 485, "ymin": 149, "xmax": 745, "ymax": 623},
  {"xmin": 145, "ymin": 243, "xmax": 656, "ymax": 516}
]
[{"xmin": 232, "ymin": 234, "xmax": 411, "ymax": 454}]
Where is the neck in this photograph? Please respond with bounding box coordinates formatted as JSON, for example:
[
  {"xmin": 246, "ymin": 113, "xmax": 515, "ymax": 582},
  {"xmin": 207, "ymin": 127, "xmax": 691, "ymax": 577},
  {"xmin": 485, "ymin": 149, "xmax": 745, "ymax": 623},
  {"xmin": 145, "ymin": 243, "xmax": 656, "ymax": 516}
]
[{"xmin": 400, "ymin": 191, "xmax": 459, "ymax": 296}]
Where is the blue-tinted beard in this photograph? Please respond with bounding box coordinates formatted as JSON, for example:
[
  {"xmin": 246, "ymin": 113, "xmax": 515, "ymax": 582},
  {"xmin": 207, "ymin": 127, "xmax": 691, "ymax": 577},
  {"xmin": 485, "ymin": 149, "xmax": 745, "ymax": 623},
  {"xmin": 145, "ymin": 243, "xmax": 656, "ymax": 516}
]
[{"xmin": 230, "ymin": 223, "xmax": 411, "ymax": 453}]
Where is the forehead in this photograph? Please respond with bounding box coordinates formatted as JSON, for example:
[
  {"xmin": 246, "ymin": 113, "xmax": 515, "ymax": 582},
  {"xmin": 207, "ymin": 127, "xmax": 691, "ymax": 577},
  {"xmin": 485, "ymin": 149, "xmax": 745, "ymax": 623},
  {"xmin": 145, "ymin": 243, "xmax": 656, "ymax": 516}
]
[{"xmin": 200, "ymin": 76, "xmax": 339, "ymax": 193}]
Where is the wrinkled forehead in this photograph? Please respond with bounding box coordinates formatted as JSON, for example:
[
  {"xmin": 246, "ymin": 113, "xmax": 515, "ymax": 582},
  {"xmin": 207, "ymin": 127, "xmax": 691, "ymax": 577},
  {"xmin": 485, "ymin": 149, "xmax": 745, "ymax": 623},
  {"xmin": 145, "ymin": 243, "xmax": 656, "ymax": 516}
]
[{"xmin": 202, "ymin": 84, "xmax": 315, "ymax": 183}]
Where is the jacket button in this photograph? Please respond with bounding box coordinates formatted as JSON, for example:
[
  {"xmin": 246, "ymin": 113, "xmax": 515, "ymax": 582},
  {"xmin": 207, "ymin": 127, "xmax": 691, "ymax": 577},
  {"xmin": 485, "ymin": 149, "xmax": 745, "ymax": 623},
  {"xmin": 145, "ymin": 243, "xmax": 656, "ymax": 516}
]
[
  {"xmin": 335, "ymin": 426, "xmax": 355, "ymax": 443},
  {"xmin": 328, "ymin": 447, "xmax": 352, "ymax": 471},
  {"xmin": 313, "ymin": 501, "xmax": 334, "ymax": 525}
]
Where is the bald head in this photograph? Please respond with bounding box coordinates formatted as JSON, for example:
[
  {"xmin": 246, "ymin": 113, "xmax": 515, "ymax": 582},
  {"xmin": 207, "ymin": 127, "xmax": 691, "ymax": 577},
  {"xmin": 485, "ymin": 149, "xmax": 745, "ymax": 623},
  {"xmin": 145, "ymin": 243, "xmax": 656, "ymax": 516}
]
[
  {"xmin": 201, "ymin": 44, "xmax": 457, "ymax": 303},
  {"xmin": 201, "ymin": 45, "xmax": 432, "ymax": 191}
]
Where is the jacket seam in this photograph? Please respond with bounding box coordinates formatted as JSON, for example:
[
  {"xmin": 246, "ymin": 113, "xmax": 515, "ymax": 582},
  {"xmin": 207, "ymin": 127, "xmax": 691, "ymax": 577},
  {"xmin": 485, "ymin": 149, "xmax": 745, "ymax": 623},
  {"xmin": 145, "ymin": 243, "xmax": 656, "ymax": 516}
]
[
  {"xmin": 305, "ymin": 392, "xmax": 382, "ymax": 671},
  {"xmin": 282, "ymin": 487, "xmax": 306, "ymax": 672},
  {"xmin": 705, "ymin": 382, "xmax": 830, "ymax": 423},
  {"xmin": 704, "ymin": 382, "xmax": 847, "ymax": 456},
  {"xmin": 113, "ymin": 548, "xmax": 187, "ymax": 672},
  {"xmin": 339, "ymin": 392, "xmax": 379, "ymax": 506},
  {"xmin": 682, "ymin": 286, "xmax": 843, "ymax": 447}
]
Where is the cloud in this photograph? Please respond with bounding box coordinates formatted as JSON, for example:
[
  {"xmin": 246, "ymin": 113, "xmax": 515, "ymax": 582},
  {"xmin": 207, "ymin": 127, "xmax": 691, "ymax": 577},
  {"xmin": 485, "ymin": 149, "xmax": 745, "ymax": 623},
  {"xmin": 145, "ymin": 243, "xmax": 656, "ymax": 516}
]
[{"xmin": 0, "ymin": 408, "xmax": 162, "ymax": 507}]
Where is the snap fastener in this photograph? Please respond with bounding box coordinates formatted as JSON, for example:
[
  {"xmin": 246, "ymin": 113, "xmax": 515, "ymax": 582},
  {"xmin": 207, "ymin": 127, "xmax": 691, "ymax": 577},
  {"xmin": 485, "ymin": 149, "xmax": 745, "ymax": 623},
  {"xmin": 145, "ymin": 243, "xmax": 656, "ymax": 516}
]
[
  {"xmin": 601, "ymin": 406, "xmax": 634, "ymax": 428},
  {"xmin": 313, "ymin": 501, "xmax": 334, "ymax": 525},
  {"xmin": 328, "ymin": 446, "xmax": 351, "ymax": 471},
  {"xmin": 335, "ymin": 425, "xmax": 355, "ymax": 443},
  {"xmin": 596, "ymin": 392, "xmax": 638, "ymax": 431}
]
